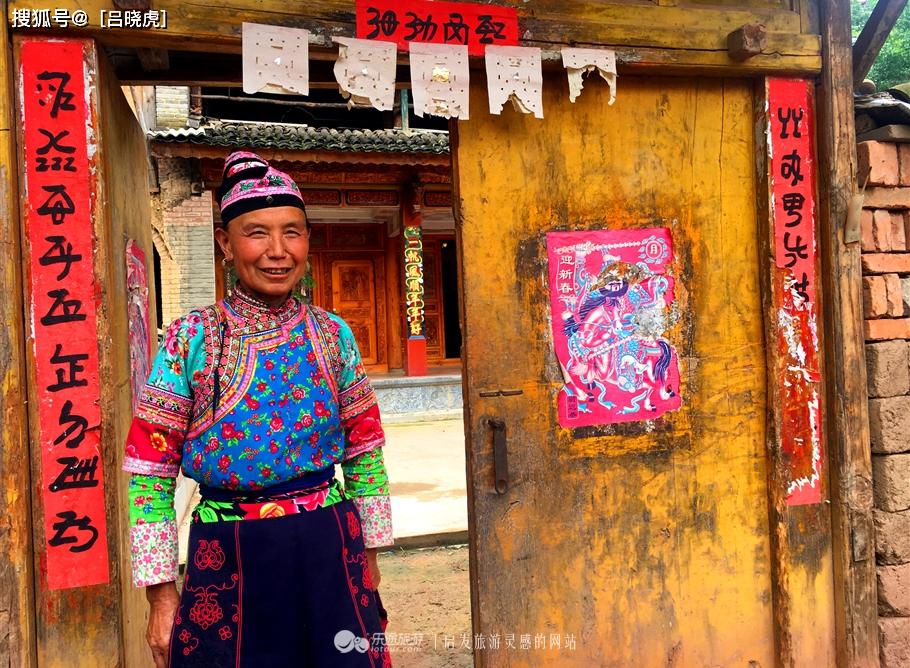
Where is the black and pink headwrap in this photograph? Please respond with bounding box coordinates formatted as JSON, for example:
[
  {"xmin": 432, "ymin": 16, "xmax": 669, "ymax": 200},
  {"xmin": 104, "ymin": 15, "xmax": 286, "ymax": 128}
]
[{"xmin": 215, "ymin": 151, "xmax": 307, "ymax": 227}]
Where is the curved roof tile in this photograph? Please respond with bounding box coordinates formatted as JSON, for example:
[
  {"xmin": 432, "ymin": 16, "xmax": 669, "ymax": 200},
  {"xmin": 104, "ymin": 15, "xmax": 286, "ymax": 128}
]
[{"xmin": 148, "ymin": 120, "xmax": 449, "ymax": 154}]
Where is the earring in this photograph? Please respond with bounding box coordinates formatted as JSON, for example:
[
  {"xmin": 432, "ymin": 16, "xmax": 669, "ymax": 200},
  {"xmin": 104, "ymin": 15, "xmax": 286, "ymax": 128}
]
[{"xmin": 222, "ymin": 257, "xmax": 232, "ymax": 266}]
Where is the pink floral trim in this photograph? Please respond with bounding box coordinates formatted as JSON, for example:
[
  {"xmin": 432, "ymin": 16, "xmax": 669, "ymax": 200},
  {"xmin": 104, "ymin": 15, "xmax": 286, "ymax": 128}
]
[
  {"xmin": 123, "ymin": 455, "xmax": 180, "ymax": 477},
  {"xmin": 343, "ymin": 436, "xmax": 385, "ymax": 462},
  {"xmin": 351, "ymin": 496, "xmax": 393, "ymax": 548},
  {"xmin": 130, "ymin": 520, "xmax": 179, "ymax": 587}
]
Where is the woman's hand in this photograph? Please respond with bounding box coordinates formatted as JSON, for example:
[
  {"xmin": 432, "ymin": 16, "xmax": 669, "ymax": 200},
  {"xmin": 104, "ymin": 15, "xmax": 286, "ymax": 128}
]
[
  {"xmin": 365, "ymin": 548, "xmax": 382, "ymax": 590},
  {"xmin": 146, "ymin": 581, "xmax": 180, "ymax": 668}
]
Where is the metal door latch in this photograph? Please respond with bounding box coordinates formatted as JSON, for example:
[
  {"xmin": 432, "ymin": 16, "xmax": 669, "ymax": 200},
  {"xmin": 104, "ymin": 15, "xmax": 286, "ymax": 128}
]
[
  {"xmin": 488, "ymin": 418, "xmax": 509, "ymax": 495},
  {"xmin": 479, "ymin": 389, "xmax": 523, "ymax": 398}
]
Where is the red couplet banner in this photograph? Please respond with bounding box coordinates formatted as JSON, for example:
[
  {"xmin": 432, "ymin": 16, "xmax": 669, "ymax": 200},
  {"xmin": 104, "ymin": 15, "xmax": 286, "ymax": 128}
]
[
  {"xmin": 767, "ymin": 77, "xmax": 823, "ymax": 507},
  {"xmin": 20, "ymin": 38, "xmax": 109, "ymax": 589},
  {"xmin": 356, "ymin": 0, "xmax": 518, "ymax": 56}
]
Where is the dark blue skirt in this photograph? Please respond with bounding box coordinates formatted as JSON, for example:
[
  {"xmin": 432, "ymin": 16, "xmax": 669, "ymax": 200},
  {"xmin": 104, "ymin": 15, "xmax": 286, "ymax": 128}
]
[{"xmin": 169, "ymin": 479, "xmax": 391, "ymax": 667}]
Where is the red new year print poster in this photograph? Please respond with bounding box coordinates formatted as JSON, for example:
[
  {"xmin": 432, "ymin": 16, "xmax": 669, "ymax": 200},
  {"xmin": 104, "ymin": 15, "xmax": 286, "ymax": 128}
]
[
  {"xmin": 20, "ymin": 38, "xmax": 109, "ymax": 589},
  {"xmin": 547, "ymin": 228, "xmax": 682, "ymax": 428}
]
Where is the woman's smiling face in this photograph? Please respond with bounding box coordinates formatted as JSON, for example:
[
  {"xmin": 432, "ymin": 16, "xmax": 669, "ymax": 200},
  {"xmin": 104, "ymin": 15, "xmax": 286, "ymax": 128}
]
[{"xmin": 215, "ymin": 206, "xmax": 309, "ymax": 307}]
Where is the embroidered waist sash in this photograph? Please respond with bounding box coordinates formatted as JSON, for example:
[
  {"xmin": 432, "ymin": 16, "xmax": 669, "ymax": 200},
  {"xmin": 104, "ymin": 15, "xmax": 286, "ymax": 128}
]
[{"xmin": 194, "ymin": 467, "xmax": 344, "ymax": 523}]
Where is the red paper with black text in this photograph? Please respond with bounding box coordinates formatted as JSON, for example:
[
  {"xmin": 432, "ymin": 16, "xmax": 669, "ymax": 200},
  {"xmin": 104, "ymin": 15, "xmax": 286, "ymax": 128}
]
[
  {"xmin": 20, "ymin": 38, "xmax": 109, "ymax": 589},
  {"xmin": 768, "ymin": 77, "xmax": 823, "ymax": 506},
  {"xmin": 356, "ymin": 0, "xmax": 518, "ymax": 56}
]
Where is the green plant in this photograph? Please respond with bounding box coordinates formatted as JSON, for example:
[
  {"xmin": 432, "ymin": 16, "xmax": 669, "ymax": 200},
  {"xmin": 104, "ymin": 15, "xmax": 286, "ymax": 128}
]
[{"xmin": 853, "ymin": 0, "xmax": 910, "ymax": 90}]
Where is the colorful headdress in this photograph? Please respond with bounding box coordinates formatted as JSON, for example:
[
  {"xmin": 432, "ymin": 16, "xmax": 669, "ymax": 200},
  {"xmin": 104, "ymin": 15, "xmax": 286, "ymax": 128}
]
[{"xmin": 216, "ymin": 151, "xmax": 307, "ymax": 226}]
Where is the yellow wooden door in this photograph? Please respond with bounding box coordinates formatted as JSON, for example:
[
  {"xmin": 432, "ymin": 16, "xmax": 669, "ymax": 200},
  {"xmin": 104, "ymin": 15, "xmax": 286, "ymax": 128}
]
[
  {"xmin": 455, "ymin": 76, "xmax": 835, "ymax": 666},
  {"xmin": 331, "ymin": 259, "xmax": 378, "ymax": 365}
]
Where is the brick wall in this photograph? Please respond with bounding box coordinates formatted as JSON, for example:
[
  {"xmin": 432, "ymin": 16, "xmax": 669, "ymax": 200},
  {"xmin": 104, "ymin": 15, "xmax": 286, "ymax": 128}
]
[
  {"xmin": 150, "ymin": 157, "xmax": 216, "ymax": 325},
  {"xmin": 154, "ymin": 85, "xmax": 189, "ymax": 129},
  {"xmin": 858, "ymin": 140, "xmax": 910, "ymax": 668}
]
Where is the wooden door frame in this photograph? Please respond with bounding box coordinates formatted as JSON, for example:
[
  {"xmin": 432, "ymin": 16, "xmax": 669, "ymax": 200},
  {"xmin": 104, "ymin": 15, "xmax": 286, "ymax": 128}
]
[
  {"xmin": 421, "ymin": 234, "xmax": 461, "ymax": 366},
  {"xmin": 0, "ymin": 1, "xmax": 876, "ymax": 664},
  {"xmin": 816, "ymin": 1, "xmax": 879, "ymax": 664},
  {"xmin": 0, "ymin": 2, "xmax": 37, "ymax": 665}
]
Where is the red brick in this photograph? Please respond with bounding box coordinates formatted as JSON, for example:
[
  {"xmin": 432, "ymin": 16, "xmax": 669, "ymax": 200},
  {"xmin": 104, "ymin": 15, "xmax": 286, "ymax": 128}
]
[
  {"xmin": 869, "ymin": 396, "xmax": 910, "ymax": 454},
  {"xmin": 862, "ymin": 209, "xmax": 877, "ymax": 252},
  {"xmin": 880, "ymin": 617, "xmax": 910, "ymax": 668},
  {"xmin": 863, "ymin": 253, "xmax": 910, "ymax": 274},
  {"xmin": 878, "ymin": 563, "xmax": 910, "ymax": 616},
  {"xmin": 875, "ymin": 509, "xmax": 910, "ymax": 565},
  {"xmin": 887, "ymin": 273, "xmax": 907, "ymax": 317},
  {"xmin": 900, "ymin": 144, "xmax": 910, "ymax": 187},
  {"xmin": 865, "ymin": 187, "xmax": 910, "ymax": 209},
  {"xmin": 866, "ymin": 275, "xmax": 891, "ymax": 317},
  {"xmin": 893, "ymin": 212, "xmax": 909, "ymax": 251},
  {"xmin": 866, "ymin": 340, "xmax": 910, "ymax": 397},
  {"xmin": 875, "ymin": 209, "xmax": 896, "ymax": 251},
  {"xmin": 858, "ymin": 141, "xmax": 900, "ymax": 186},
  {"xmin": 874, "ymin": 454, "xmax": 910, "ymax": 511},
  {"xmin": 867, "ymin": 319, "xmax": 910, "ymax": 340}
]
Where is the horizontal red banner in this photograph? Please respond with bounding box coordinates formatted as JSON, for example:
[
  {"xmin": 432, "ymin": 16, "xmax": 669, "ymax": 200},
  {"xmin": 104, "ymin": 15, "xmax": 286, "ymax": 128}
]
[{"xmin": 356, "ymin": 0, "xmax": 518, "ymax": 56}]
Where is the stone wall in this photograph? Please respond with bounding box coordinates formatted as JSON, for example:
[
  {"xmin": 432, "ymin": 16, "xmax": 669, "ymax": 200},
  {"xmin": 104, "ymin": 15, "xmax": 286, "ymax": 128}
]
[
  {"xmin": 858, "ymin": 139, "xmax": 910, "ymax": 668},
  {"xmin": 151, "ymin": 157, "xmax": 215, "ymax": 325},
  {"xmin": 154, "ymin": 85, "xmax": 189, "ymax": 129}
]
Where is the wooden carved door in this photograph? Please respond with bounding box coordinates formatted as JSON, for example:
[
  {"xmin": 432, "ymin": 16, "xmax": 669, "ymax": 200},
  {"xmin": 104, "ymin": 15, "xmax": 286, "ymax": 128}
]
[
  {"xmin": 455, "ymin": 75, "xmax": 835, "ymax": 666},
  {"xmin": 330, "ymin": 259, "xmax": 378, "ymax": 366}
]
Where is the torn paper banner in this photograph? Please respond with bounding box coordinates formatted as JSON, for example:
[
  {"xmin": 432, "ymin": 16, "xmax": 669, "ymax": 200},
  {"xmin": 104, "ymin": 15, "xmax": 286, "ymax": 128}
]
[
  {"xmin": 242, "ymin": 23, "xmax": 310, "ymax": 96},
  {"xmin": 333, "ymin": 37, "xmax": 397, "ymax": 111},
  {"xmin": 561, "ymin": 47, "xmax": 617, "ymax": 104},
  {"xmin": 485, "ymin": 45, "xmax": 543, "ymax": 119},
  {"xmin": 409, "ymin": 43, "xmax": 470, "ymax": 119}
]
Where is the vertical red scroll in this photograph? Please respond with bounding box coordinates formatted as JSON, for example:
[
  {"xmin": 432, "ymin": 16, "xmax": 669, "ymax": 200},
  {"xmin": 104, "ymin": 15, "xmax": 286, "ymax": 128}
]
[
  {"xmin": 20, "ymin": 38, "xmax": 109, "ymax": 588},
  {"xmin": 767, "ymin": 78, "xmax": 823, "ymax": 506}
]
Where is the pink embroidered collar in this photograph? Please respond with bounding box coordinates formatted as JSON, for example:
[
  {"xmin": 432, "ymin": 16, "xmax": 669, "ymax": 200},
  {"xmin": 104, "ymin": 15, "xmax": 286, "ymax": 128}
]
[{"xmin": 225, "ymin": 283, "xmax": 301, "ymax": 329}]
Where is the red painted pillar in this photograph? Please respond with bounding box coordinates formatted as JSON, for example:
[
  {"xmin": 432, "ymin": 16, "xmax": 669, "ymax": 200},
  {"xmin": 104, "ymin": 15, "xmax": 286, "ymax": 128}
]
[{"xmin": 402, "ymin": 184, "xmax": 427, "ymax": 376}]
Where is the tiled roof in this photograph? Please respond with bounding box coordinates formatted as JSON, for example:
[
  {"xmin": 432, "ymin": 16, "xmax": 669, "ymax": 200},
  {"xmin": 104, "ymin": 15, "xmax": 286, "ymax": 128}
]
[{"xmin": 148, "ymin": 120, "xmax": 449, "ymax": 154}]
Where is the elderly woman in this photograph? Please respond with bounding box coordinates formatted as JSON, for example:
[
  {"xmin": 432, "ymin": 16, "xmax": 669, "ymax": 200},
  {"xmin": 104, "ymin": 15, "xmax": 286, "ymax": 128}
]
[{"xmin": 123, "ymin": 152, "xmax": 393, "ymax": 667}]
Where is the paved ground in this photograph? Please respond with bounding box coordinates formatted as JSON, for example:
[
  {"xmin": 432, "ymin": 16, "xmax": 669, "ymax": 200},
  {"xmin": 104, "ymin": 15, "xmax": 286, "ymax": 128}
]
[{"xmin": 382, "ymin": 417, "xmax": 469, "ymax": 538}]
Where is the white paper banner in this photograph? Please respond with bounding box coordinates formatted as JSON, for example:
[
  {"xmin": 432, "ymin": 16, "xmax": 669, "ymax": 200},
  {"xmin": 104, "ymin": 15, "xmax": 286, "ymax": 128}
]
[
  {"xmin": 409, "ymin": 43, "xmax": 470, "ymax": 120},
  {"xmin": 333, "ymin": 37, "xmax": 397, "ymax": 111},
  {"xmin": 485, "ymin": 45, "xmax": 543, "ymax": 119},
  {"xmin": 561, "ymin": 47, "xmax": 617, "ymax": 104},
  {"xmin": 242, "ymin": 23, "xmax": 310, "ymax": 96}
]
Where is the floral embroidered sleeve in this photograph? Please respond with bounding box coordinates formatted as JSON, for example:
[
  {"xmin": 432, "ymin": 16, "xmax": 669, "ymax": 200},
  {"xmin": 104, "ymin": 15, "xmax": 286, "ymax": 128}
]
[
  {"xmin": 330, "ymin": 315, "xmax": 393, "ymax": 548},
  {"xmin": 341, "ymin": 449, "xmax": 393, "ymax": 547},
  {"xmin": 123, "ymin": 313, "xmax": 205, "ymax": 586}
]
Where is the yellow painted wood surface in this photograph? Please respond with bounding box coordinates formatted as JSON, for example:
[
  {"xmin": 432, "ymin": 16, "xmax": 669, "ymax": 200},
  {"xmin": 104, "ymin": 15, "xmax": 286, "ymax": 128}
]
[{"xmin": 456, "ymin": 75, "xmax": 835, "ymax": 666}]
